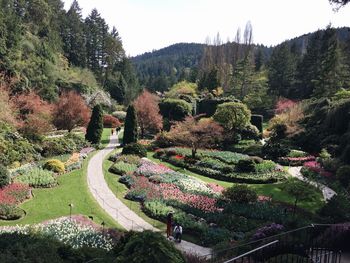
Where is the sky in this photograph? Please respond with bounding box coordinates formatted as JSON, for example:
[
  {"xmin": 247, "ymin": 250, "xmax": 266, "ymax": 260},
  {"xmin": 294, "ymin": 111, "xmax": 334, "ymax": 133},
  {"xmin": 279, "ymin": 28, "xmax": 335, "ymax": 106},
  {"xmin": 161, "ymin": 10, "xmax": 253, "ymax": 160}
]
[{"xmin": 63, "ymin": 0, "xmax": 350, "ymax": 56}]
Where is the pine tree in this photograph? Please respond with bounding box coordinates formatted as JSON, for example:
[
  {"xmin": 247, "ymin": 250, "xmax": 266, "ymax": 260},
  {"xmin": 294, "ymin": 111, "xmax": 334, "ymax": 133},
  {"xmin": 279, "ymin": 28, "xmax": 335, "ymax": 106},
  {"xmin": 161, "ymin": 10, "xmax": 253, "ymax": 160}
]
[
  {"xmin": 313, "ymin": 27, "xmax": 345, "ymax": 98},
  {"xmin": 62, "ymin": 0, "xmax": 86, "ymax": 67},
  {"xmin": 295, "ymin": 31, "xmax": 322, "ymax": 98},
  {"xmin": 268, "ymin": 42, "xmax": 296, "ymax": 97},
  {"xmin": 85, "ymin": 104, "xmax": 104, "ymax": 144},
  {"xmin": 123, "ymin": 105, "xmax": 138, "ymax": 145}
]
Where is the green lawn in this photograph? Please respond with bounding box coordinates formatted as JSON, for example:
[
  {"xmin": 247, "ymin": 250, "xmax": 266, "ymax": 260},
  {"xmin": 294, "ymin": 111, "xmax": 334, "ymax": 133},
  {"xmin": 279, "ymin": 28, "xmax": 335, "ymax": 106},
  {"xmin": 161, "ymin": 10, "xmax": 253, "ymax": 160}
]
[
  {"xmin": 103, "ymin": 149, "xmax": 165, "ymax": 231},
  {"xmin": 147, "ymin": 152, "xmax": 324, "ymax": 213},
  {"xmin": 100, "ymin": 128, "xmax": 112, "ymax": 148},
  {"xmin": 0, "ymin": 129, "xmax": 123, "ymax": 229}
]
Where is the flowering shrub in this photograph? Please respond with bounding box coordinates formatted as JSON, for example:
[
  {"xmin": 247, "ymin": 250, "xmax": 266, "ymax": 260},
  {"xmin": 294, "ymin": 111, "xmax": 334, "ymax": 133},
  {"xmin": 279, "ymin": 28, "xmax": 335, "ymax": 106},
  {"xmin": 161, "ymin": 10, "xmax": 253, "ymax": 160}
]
[
  {"xmin": 251, "ymin": 223, "xmax": 284, "ymax": 240},
  {"xmin": 0, "ymin": 183, "xmax": 30, "ymax": 205},
  {"xmin": 275, "ymin": 98, "xmax": 297, "ymax": 114},
  {"xmin": 207, "ymin": 183, "xmax": 225, "ymax": 194},
  {"xmin": 0, "ymin": 218, "xmax": 115, "ymax": 250},
  {"xmin": 303, "ymin": 161, "xmax": 333, "ymax": 177}
]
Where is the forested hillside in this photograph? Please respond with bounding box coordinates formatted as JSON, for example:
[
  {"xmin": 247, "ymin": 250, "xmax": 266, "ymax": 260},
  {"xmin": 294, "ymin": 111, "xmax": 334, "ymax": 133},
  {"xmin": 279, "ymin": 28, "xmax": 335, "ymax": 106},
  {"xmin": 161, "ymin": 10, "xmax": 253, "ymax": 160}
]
[
  {"xmin": 0, "ymin": 0, "xmax": 140, "ymax": 104},
  {"xmin": 132, "ymin": 27, "xmax": 350, "ymax": 97}
]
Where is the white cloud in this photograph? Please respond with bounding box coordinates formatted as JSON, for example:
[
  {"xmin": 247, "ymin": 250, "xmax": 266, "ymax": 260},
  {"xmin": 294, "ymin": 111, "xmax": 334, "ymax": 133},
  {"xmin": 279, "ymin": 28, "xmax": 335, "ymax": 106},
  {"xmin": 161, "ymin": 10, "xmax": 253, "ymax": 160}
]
[{"xmin": 63, "ymin": 0, "xmax": 350, "ymax": 56}]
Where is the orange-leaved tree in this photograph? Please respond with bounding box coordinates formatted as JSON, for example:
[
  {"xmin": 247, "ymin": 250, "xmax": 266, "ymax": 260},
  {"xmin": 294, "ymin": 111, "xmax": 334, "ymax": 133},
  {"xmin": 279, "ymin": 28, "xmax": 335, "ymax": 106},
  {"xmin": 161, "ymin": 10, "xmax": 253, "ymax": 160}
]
[
  {"xmin": 166, "ymin": 116, "xmax": 224, "ymax": 158},
  {"xmin": 134, "ymin": 90, "xmax": 162, "ymax": 138},
  {"xmin": 53, "ymin": 91, "xmax": 91, "ymax": 132},
  {"xmin": 14, "ymin": 91, "xmax": 53, "ymax": 138}
]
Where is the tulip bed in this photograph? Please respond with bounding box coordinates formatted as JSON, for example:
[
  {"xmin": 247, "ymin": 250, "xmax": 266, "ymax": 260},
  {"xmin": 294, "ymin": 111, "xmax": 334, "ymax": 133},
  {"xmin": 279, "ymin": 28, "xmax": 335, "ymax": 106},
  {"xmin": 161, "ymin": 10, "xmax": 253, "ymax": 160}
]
[
  {"xmin": 110, "ymin": 156, "xmax": 293, "ymax": 246},
  {"xmin": 0, "ymin": 217, "xmax": 115, "ymax": 250}
]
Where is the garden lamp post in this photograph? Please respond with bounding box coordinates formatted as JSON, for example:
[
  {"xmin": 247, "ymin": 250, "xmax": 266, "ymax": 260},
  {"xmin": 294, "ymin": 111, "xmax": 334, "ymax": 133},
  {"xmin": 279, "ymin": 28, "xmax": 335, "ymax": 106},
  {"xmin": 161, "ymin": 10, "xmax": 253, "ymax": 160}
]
[
  {"xmin": 69, "ymin": 203, "xmax": 74, "ymax": 219},
  {"xmin": 101, "ymin": 221, "xmax": 105, "ymax": 234}
]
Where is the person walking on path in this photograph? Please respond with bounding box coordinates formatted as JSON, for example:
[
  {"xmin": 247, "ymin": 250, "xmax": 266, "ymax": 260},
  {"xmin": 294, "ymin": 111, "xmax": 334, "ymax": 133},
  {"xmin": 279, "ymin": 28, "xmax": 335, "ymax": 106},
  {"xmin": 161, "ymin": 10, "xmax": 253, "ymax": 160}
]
[
  {"xmin": 166, "ymin": 212, "xmax": 173, "ymax": 238},
  {"xmin": 174, "ymin": 223, "xmax": 183, "ymax": 243}
]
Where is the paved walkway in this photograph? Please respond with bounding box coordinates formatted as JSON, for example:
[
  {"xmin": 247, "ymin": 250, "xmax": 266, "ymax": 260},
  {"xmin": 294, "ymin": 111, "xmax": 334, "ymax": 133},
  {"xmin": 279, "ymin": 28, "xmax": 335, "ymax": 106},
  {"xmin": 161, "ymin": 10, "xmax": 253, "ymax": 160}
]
[
  {"xmin": 87, "ymin": 134, "xmax": 155, "ymax": 231},
  {"xmin": 87, "ymin": 133, "xmax": 212, "ymax": 257},
  {"xmin": 288, "ymin": 166, "xmax": 336, "ymax": 201}
]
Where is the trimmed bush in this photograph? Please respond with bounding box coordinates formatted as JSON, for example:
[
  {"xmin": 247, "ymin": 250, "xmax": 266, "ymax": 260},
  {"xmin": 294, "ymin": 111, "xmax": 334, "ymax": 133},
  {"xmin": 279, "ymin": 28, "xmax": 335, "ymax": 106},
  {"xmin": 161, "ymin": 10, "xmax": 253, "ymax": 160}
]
[
  {"xmin": 336, "ymin": 165, "xmax": 350, "ymax": 187},
  {"xmin": 236, "ymin": 159, "xmax": 256, "ymax": 173},
  {"xmin": 0, "ymin": 204, "xmax": 23, "ymax": 220},
  {"xmin": 112, "ymin": 111, "xmax": 127, "ymax": 122},
  {"xmin": 43, "ymin": 159, "xmax": 65, "ymax": 174},
  {"xmin": 0, "ymin": 165, "xmax": 10, "ymax": 188},
  {"xmin": 123, "ymin": 105, "xmax": 138, "ymax": 145},
  {"xmin": 122, "ymin": 143, "xmax": 147, "ymax": 157},
  {"xmin": 159, "ymin": 98, "xmax": 192, "ymax": 121},
  {"xmin": 85, "ymin": 104, "xmax": 104, "ymax": 145},
  {"xmin": 223, "ymin": 185, "xmax": 258, "ymax": 203}
]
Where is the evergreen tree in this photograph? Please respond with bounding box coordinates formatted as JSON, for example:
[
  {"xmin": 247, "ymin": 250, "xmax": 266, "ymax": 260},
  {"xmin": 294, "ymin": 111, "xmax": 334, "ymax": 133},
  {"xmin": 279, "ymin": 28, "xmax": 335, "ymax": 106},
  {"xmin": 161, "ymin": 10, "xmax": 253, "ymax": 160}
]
[
  {"xmin": 254, "ymin": 48, "xmax": 264, "ymax": 71},
  {"xmin": 123, "ymin": 105, "xmax": 138, "ymax": 145},
  {"xmin": 313, "ymin": 27, "xmax": 345, "ymax": 98},
  {"xmin": 268, "ymin": 42, "xmax": 296, "ymax": 97},
  {"xmin": 62, "ymin": 0, "xmax": 86, "ymax": 67},
  {"xmin": 232, "ymin": 53, "xmax": 255, "ymax": 99},
  {"xmin": 85, "ymin": 104, "xmax": 104, "ymax": 144},
  {"xmin": 295, "ymin": 31, "xmax": 322, "ymax": 98}
]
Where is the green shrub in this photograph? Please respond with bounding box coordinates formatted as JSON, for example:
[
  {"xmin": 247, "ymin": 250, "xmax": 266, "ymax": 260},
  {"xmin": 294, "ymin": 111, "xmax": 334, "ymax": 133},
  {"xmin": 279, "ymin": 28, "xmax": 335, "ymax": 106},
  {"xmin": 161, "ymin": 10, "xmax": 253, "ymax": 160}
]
[
  {"xmin": 262, "ymin": 142, "xmax": 290, "ymax": 160},
  {"xmin": 122, "ymin": 143, "xmax": 147, "ymax": 157},
  {"xmin": 223, "ymin": 185, "xmax": 258, "ymax": 203},
  {"xmin": 159, "ymin": 98, "xmax": 192, "ymax": 121},
  {"xmin": 116, "ymin": 231, "xmax": 186, "ymax": 263},
  {"xmin": 319, "ymin": 194, "xmax": 350, "ymax": 222},
  {"xmin": 251, "ymin": 114, "xmax": 263, "ymax": 134},
  {"xmin": 336, "ymin": 165, "xmax": 350, "ymax": 187},
  {"xmin": 236, "ymin": 159, "xmax": 256, "ymax": 173},
  {"xmin": 0, "ymin": 204, "xmax": 23, "ymax": 220},
  {"xmin": 287, "ymin": 150, "xmax": 308, "ymax": 158},
  {"xmin": 0, "ymin": 165, "xmax": 10, "ymax": 188},
  {"xmin": 255, "ymin": 160, "xmax": 277, "ymax": 173},
  {"xmin": 15, "ymin": 168, "xmax": 57, "ymax": 188},
  {"xmin": 116, "ymin": 155, "xmax": 141, "ymax": 165},
  {"xmin": 41, "ymin": 133, "xmax": 87, "ymax": 157},
  {"xmin": 109, "ymin": 162, "xmax": 137, "ymax": 175},
  {"xmin": 43, "ymin": 159, "xmax": 65, "ymax": 174}
]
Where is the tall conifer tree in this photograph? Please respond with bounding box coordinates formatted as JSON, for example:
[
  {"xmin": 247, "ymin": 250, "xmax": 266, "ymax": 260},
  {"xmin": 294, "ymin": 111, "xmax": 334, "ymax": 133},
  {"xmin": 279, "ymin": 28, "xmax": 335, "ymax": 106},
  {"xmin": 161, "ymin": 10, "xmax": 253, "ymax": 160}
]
[
  {"xmin": 85, "ymin": 104, "xmax": 103, "ymax": 144},
  {"xmin": 123, "ymin": 105, "xmax": 138, "ymax": 145}
]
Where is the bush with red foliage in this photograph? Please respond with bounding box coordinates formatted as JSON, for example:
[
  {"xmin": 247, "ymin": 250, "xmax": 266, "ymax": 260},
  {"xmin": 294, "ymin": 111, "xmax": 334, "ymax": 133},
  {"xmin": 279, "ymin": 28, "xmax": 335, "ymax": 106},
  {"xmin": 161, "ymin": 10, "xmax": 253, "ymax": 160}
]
[
  {"xmin": 103, "ymin": 115, "xmax": 121, "ymax": 128},
  {"xmin": 0, "ymin": 183, "xmax": 30, "ymax": 205},
  {"xmin": 275, "ymin": 97, "xmax": 297, "ymax": 114}
]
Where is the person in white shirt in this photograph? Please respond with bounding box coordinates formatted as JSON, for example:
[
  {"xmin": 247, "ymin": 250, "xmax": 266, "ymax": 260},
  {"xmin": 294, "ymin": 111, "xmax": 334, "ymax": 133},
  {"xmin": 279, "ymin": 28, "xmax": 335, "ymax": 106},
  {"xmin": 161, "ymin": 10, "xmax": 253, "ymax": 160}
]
[{"xmin": 173, "ymin": 223, "xmax": 183, "ymax": 243}]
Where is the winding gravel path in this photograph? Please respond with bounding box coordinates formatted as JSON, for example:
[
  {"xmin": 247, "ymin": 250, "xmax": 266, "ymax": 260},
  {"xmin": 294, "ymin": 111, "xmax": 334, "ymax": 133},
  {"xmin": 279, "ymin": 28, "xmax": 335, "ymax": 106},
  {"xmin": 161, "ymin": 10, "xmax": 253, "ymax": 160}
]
[
  {"xmin": 87, "ymin": 133, "xmax": 212, "ymax": 257},
  {"xmin": 288, "ymin": 166, "xmax": 336, "ymax": 201}
]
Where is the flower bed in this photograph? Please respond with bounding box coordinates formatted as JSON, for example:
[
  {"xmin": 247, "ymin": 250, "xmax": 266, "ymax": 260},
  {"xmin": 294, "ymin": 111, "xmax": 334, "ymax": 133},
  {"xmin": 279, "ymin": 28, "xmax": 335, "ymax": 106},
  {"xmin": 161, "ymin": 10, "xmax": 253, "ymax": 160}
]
[
  {"xmin": 278, "ymin": 156, "xmax": 316, "ymax": 166},
  {"xmin": 0, "ymin": 183, "xmax": 31, "ymax": 220},
  {"xmin": 154, "ymin": 147, "xmax": 284, "ymax": 184},
  {"xmin": 0, "ymin": 217, "xmax": 115, "ymax": 250}
]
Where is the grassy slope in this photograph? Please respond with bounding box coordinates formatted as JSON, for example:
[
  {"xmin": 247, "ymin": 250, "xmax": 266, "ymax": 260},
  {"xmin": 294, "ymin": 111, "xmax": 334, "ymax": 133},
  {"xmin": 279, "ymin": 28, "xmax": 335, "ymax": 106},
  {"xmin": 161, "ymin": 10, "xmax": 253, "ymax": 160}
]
[
  {"xmin": 0, "ymin": 129, "xmax": 123, "ymax": 229},
  {"xmin": 147, "ymin": 152, "xmax": 324, "ymax": 213},
  {"xmin": 103, "ymin": 149, "xmax": 166, "ymax": 231}
]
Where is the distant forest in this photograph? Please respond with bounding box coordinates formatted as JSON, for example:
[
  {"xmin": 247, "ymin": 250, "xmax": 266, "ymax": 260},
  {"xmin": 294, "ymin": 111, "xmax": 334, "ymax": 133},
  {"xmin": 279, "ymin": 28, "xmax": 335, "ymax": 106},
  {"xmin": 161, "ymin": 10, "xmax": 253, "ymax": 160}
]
[{"xmin": 132, "ymin": 26, "xmax": 350, "ymax": 101}]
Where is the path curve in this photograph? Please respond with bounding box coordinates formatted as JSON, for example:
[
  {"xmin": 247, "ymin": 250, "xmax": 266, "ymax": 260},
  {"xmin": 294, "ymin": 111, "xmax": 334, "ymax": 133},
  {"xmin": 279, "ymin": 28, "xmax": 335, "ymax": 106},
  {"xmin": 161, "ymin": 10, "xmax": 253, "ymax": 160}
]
[
  {"xmin": 87, "ymin": 133, "xmax": 212, "ymax": 257},
  {"xmin": 288, "ymin": 166, "xmax": 336, "ymax": 201},
  {"xmin": 87, "ymin": 133, "xmax": 155, "ymax": 231}
]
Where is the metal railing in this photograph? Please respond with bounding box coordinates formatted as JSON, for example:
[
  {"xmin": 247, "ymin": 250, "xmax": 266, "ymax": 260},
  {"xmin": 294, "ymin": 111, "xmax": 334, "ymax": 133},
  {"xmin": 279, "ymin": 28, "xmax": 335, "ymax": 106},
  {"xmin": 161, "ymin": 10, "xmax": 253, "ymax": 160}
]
[{"xmin": 201, "ymin": 224, "xmax": 344, "ymax": 263}]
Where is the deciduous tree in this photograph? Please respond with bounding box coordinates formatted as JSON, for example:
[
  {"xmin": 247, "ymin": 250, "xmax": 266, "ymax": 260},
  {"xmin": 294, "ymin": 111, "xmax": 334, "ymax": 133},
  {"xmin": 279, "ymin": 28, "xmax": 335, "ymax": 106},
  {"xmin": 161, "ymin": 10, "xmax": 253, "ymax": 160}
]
[
  {"xmin": 166, "ymin": 116, "xmax": 223, "ymax": 158},
  {"xmin": 53, "ymin": 91, "xmax": 91, "ymax": 132},
  {"xmin": 134, "ymin": 90, "xmax": 162, "ymax": 138},
  {"xmin": 15, "ymin": 91, "xmax": 53, "ymax": 138}
]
